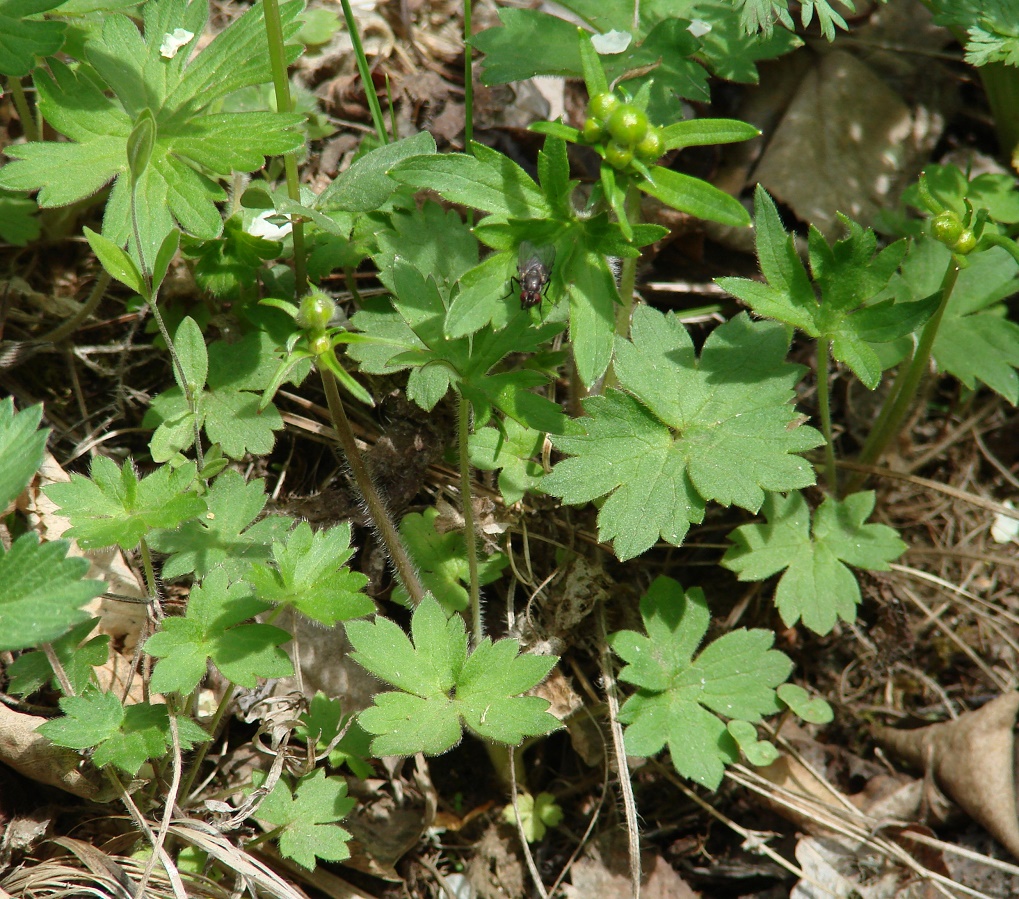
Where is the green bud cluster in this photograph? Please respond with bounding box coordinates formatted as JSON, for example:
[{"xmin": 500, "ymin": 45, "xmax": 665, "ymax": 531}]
[{"xmin": 581, "ymin": 92, "xmax": 664, "ymax": 172}]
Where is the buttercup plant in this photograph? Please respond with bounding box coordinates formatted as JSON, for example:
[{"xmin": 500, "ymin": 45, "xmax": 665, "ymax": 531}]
[{"xmin": 1, "ymin": 0, "xmax": 1018, "ymax": 894}]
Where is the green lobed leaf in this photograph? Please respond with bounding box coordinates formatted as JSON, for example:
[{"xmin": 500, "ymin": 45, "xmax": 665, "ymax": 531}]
[
  {"xmin": 694, "ymin": 1, "xmax": 801, "ymax": 83},
  {"xmin": 469, "ymin": 421, "xmax": 546, "ymax": 506},
  {"xmin": 473, "ymin": 9, "xmax": 584, "ymax": 84},
  {"xmin": 40, "ymin": 689, "xmax": 208, "ymax": 776},
  {"xmin": 147, "ymin": 470, "xmax": 293, "ymax": 580},
  {"xmin": 544, "ymin": 308, "xmax": 823, "ymax": 560},
  {"xmin": 0, "ymin": 399, "xmax": 47, "ymax": 512},
  {"xmin": 722, "ymin": 188, "xmax": 930, "ymax": 389},
  {"xmin": 144, "ymin": 330, "xmax": 286, "ymax": 461},
  {"xmin": 44, "ymin": 458, "xmax": 204, "ymax": 550},
  {"xmin": 0, "ymin": 1, "xmax": 306, "ymax": 268},
  {"xmin": 722, "ymin": 490, "xmax": 906, "ymax": 635},
  {"xmin": 609, "ymin": 577, "xmax": 792, "ymax": 789},
  {"xmin": 0, "ymin": 534, "xmax": 105, "ymax": 652},
  {"xmin": 391, "ymin": 507, "xmax": 508, "ymax": 614},
  {"xmin": 144, "ymin": 568, "xmax": 291, "ymax": 693},
  {"xmin": 777, "ymin": 683, "xmax": 834, "ymax": 724},
  {"xmin": 257, "ymin": 769, "xmax": 354, "ymax": 870},
  {"xmin": 244, "ymin": 521, "xmax": 373, "ymax": 624},
  {"xmin": 503, "ymin": 791, "xmax": 564, "ymax": 843},
  {"xmin": 348, "ymin": 597, "xmax": 558, "ymax": 757},
  {"xmin": 727, "ymin": 720, "xmax": 779, "ymax": 767},
  {"xmin": 879, "ymin": 239, "xmax": 1019, "ymax": 402}
]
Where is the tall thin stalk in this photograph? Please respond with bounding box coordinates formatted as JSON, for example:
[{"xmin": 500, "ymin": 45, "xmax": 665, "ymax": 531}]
[
  {"xmin": 463, "ymin": 0, "xmax": 474, "ymax": 151},
  {"xmin": 262, "ymin": 0, "xmax": 308, "ymax": 297},
  {"xmin": 457, "ymin": 394, "xmax": 482, "ymax": 644},
  {"xmin": 320, "ymin": 365, "xmax": 426, "ymax": 604},
  {"xmin": 815, "ymin": 339, "xmax": 837, "ymax": 496},
  {"xmin": 847, "ymin": 255, "xmax": 961, "ymax": 492},
  {"xmin": 338, "ymin": 0, "xmax": 389, "ymax": 143}
]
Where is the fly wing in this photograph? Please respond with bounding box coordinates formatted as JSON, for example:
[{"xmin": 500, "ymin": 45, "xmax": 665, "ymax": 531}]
[{"xmin": 518, "ymin": 240, "xmax": 555, "ymax": 271}]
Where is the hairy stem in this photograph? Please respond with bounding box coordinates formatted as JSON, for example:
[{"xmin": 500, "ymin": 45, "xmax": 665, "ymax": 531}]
[
  {"xmin": 7, "ymin": 76, "xmax": 38, "ymax": 143},
  {"xmin": 320, "ymin": 365, "xmax": 426, "ymax": 603},
  {"xmin": 815, "ymin": 339, "xmax": 837, "ymax": 496},
  {"xmin": 458, "ymin": 393, "xmax": 482, "ymax": 644}
]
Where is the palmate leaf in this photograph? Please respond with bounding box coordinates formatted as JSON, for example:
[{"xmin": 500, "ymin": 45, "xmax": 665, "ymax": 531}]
[
  {"xmin": 44, "ymin": 457, "xmax": 204, "ymax": 550},
  {"xmin": 346, "ymin": 597, "xmax": 559, "ymax": 757},
  {"xmin": 144, "ymin": 568, "xmax": 292, "ymax": 694},
  {"xmin": 722, "ymin": 490, "xmax": 906, "ymax": 635},
  {"xmin": 468, "ymin": 420, "xmax": 545, "ymax": 506},
  {"xmin": 257, "ymin": 770, "xmax": 354, "ymax": 871},
  {"xmin": 244, "ymin": 520, "xmax": 373, "ymax": 625},
  {"xmin": 348, "ymin": 250, "xmax": 563, "ymax": 425},
  {"xmin": 542, "ymin": 307, "xmax": 823, "ymax": 560},
  {"xmin": 39, "ymin": 689, "xmax": 209, "ymax": 776},
  {"xmin": 143, "ymin": 329, "xmax": 286, "ymax": 461},
  {"xmin": 147, "ymin": 470, "xmax": 293, "ymax": 580},
  {"xmin": 391, "ymin": 507, "xmax": 508, "ymax": 614},
  {"xmin": 609, "ymin": 577, "xmax": 793, "ymax": 789},
  {"xmin": 0, "ymin": 0, "xmax": 305, "ymax": 267},
  {"xmin": 717, "ymin": 186, "xmax": 921, "ymax": 389}
]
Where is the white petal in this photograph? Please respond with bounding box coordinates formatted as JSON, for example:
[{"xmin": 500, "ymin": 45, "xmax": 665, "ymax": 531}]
[
  {"xmin": 591, "ymin": 30, "xmax": 631, "ymax": 54},
  {"xmin": 160, "ymin": 28, "xmax": 195, "ymax": 59},
  {"xmin": 248, "ymin": 210, "xmax": 293, "ymax": 240},
  {"xmin": 991, "ymin": 500, "xmax": 1019, "ymax": 544}
]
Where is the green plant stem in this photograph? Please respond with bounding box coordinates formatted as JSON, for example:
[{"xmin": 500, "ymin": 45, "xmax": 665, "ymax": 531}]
[
  {"xmin": 977, "ymin": 63, "xmax": 1019, "ymax": 160},
  {"xmin": 463, "ymin": 0, "xmax": 474, "ymax": 150},
  {"xmin": 850, "ymin": 255, "xmax": 961, "ymax": 490},
  {"xmin": 41, "ymin": 643, "xmax": 75, "ymax": 696},
  {"xmin": 614, "ymin": 184, "xmax": 641, "ymax": 339},
  {"xmin": 815, "ymin": 339, "xmax": 837, "ymax": 496},
  {"xmin": 319, "ymin": 364, "xmax": 426, "ymax": 603},
  {"xmin": 602, "ymin": 184, "xmax": 642, "ymax": 393},
  {"xmin": 262, "ymin": 0, "xmax": 308, "ymax": 298},
  {"xmin": 145, "ymin": 293, "xmax": 205, "ymax": 473},
  {"xmin": 179, "ymin": 685, "xmax": 235, "ymax": 802},
  {"xmin": 137, "ymin": 537, "xmax": 159, "ymax": 603},
  {"xmin": 344, "ymin": 267, "xmax": 363, "ymax": 306},
  {"xmin": 124, "ymin": 160, "xmax": 203, "ymax": 471},
  {"xmin": 7, "ymin": 76, "xmax": 38, "ymax": 143},
  {"xmin": 457, "ymin": 393, "xmax": 482, "ymax": 644},
  {"xmin": 38, "ymin": 270, "xmax": 112, "ymax": 345},
  {"xmin": 338, "ymin": 0, "xmax": 389, "ymax": 144}
]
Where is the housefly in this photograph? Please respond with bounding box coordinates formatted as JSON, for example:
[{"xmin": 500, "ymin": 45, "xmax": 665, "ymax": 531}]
[{"xmin": 513, "ymin": 241, "xmax": 555, "ymax": 310}]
